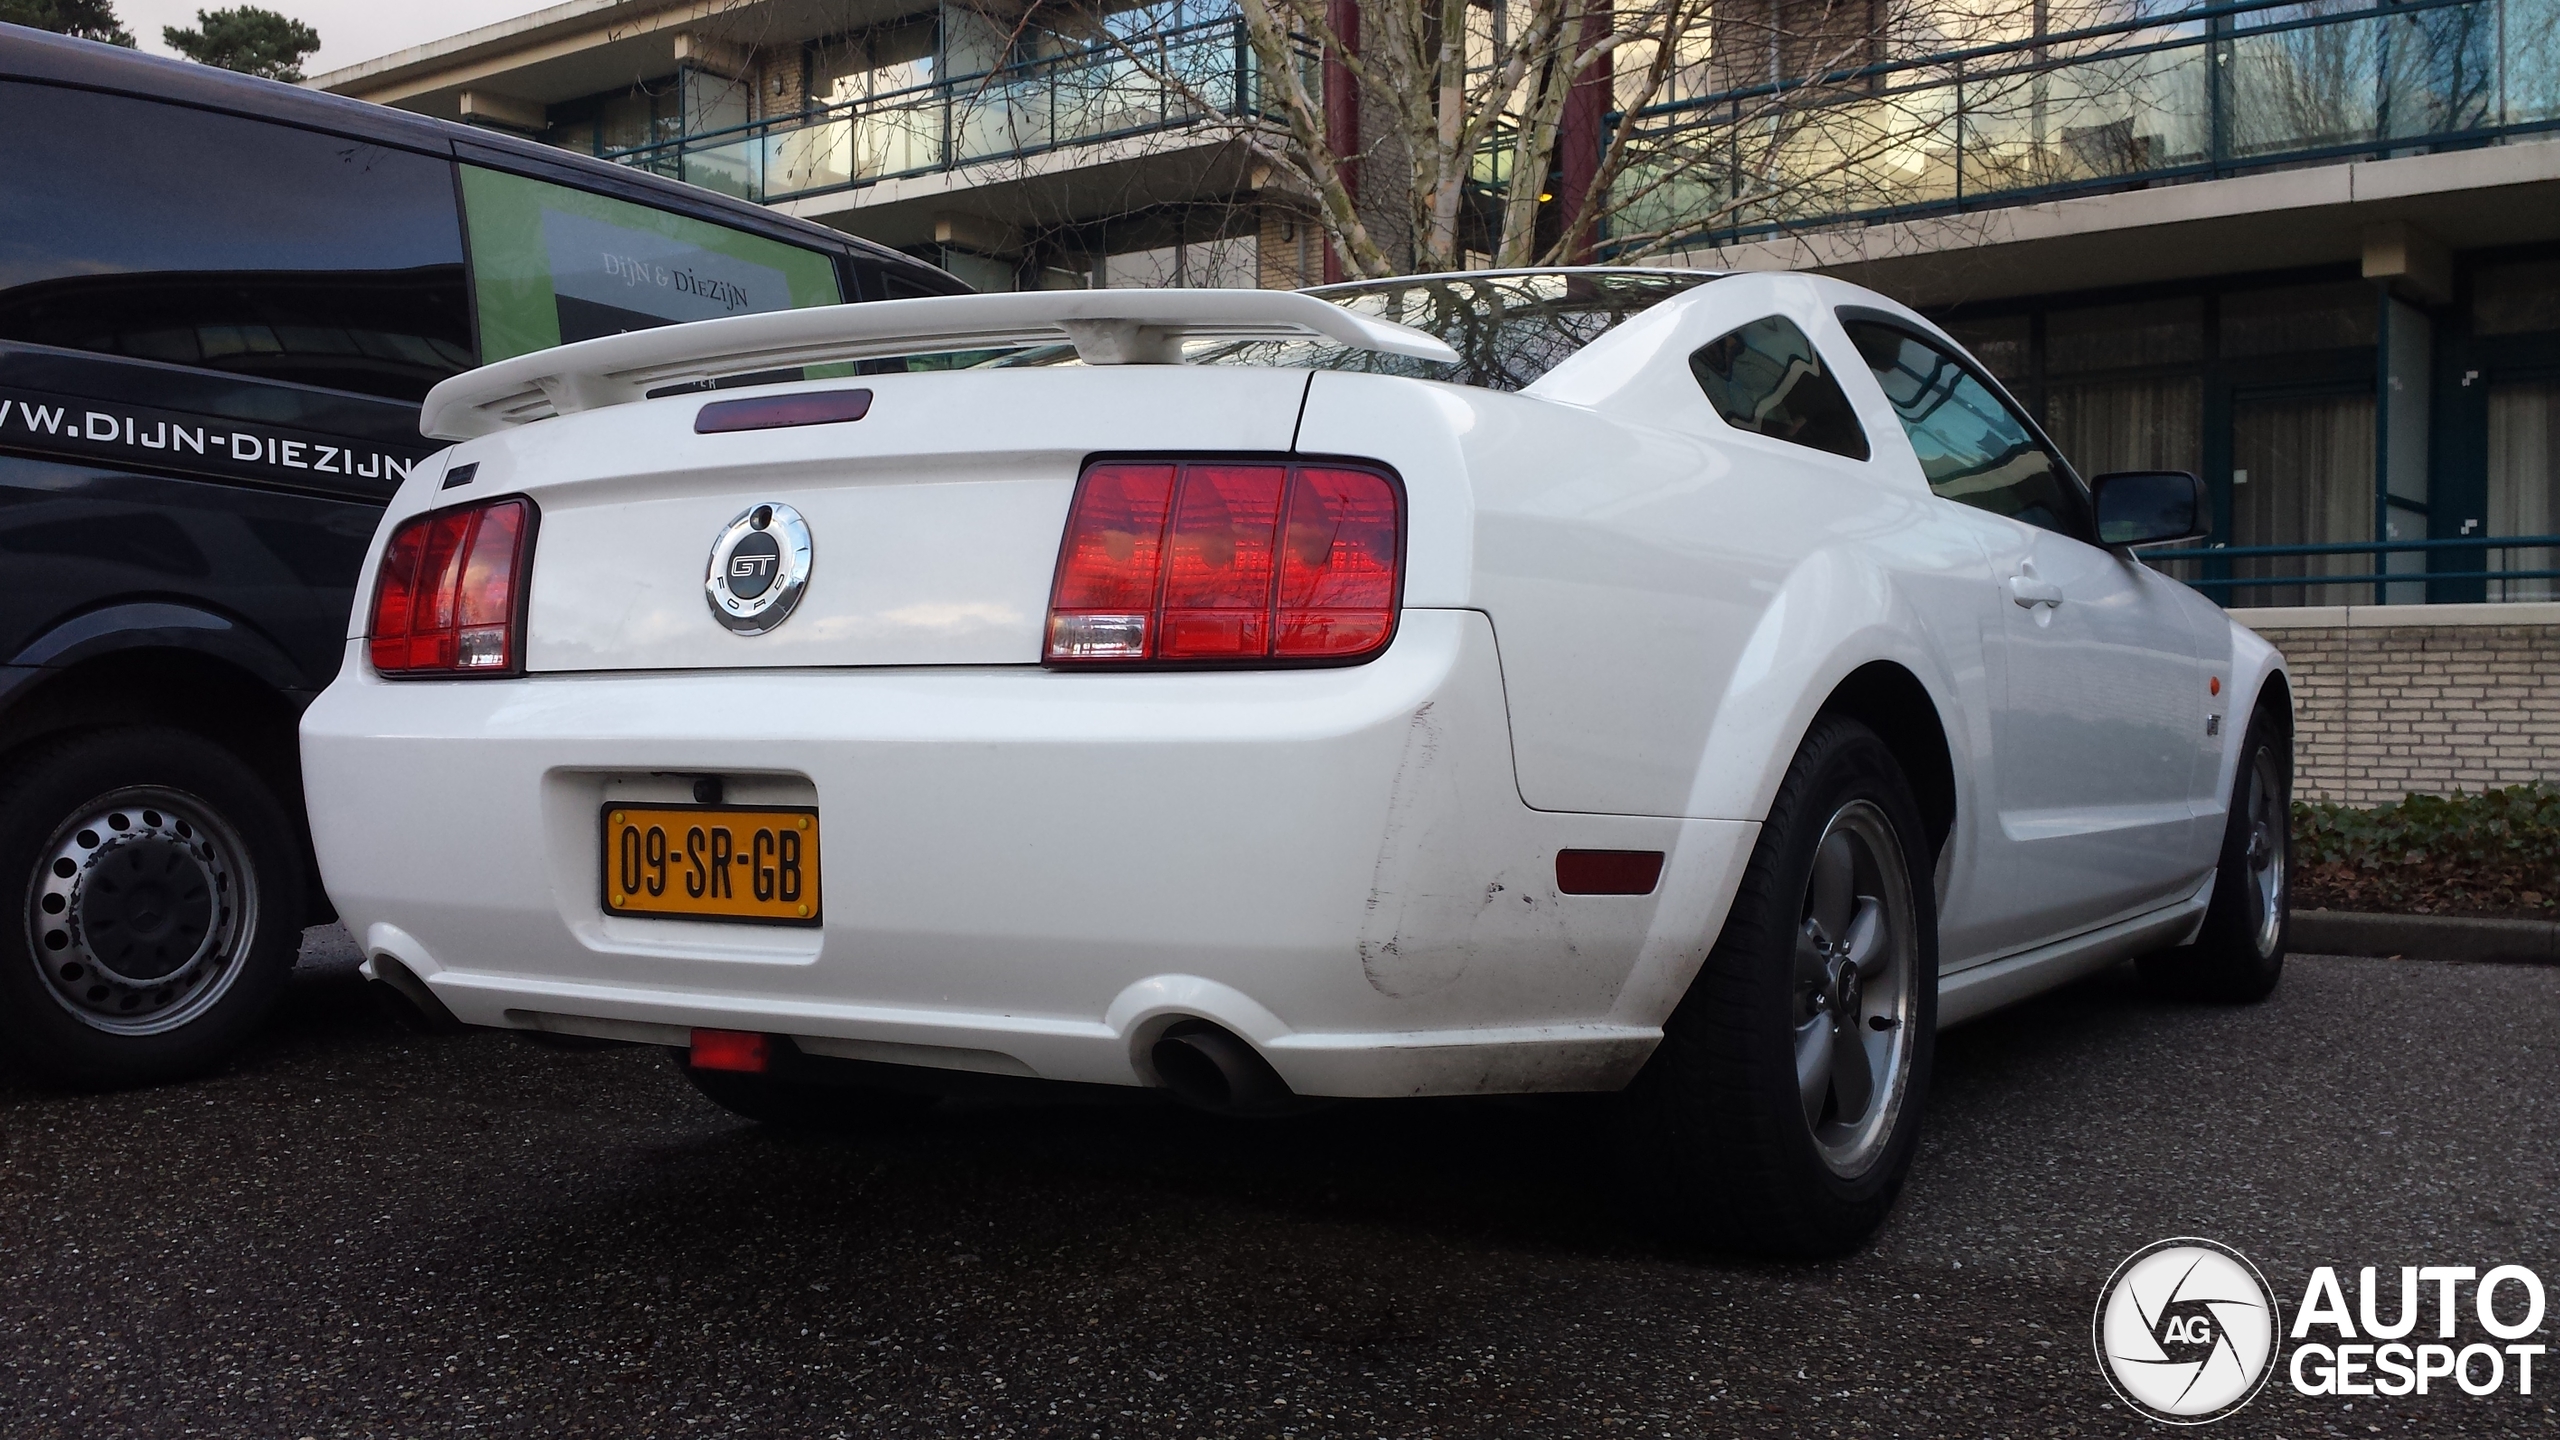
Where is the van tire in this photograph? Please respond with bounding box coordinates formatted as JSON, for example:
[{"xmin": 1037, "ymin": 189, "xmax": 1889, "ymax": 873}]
[{"xmin": 0, "ymin": 727, "xmax": 304, "ymax": 1087}]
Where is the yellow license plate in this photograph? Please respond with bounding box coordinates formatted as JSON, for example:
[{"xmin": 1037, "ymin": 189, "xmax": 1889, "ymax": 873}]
[{"xmin": 602, "ymin": 805, "xmax": 820, "ymax": 925}]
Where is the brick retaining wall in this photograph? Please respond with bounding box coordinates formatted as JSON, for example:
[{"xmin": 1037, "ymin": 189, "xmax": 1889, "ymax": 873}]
[{"xmin": 2237, "ymin": 603, "xmax": 2560, "ymax": 805}]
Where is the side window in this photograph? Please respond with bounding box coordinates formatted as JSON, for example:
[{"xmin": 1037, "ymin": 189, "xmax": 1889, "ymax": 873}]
[
  {"xmin": 1843, "ymin": 318, "xmax": 2093, "ymax": 539},
  {"xmin": 457, "ymin": 167, "xmax": 845, "ymax": 364},
  {"xmin": 0, "ymin": 81, "xmax": 471, "ymax": 403},
  {"xmin": 1689, "ymin": 316, "xmax": 1869, "ymax": 460}
]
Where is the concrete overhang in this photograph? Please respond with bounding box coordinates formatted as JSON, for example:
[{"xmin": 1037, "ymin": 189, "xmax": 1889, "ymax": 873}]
[
  {"xmin": 774, "ymin": 128, "xmax": 1269, "ymax": 250},
  {"xmin": 308, "ymin": 0, "xmax": 929, "ymax": 120},
  {"xmin": 1677, "ymin": 137, "xmax": 2560, "ymax": 308}
]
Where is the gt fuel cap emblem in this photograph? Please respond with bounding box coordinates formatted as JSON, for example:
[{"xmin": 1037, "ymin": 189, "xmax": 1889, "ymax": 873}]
[{"xmin": 706, "ymin": 502, "xmax": 812, "ymax": 635}]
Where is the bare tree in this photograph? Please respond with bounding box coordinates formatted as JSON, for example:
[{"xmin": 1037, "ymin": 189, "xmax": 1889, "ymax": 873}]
[
  {"xmin": 970, "ymin": 0, "xmax": 2175, "ymax": 278},
  {"xmin": 619, "ymin": 0, "xmax": 2221, "ymax": 284}
]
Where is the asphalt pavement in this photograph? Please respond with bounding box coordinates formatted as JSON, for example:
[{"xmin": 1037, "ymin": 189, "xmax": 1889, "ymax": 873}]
[{"xmin": 1, "ymin": 938, "xmax": 2553, "ymax": 1438}]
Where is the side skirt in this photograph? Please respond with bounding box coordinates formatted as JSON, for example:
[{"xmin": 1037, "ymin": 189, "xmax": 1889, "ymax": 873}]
[{"xmin": 1937, "ymin": 879, "xmax": 2215, "ymax": 1028}]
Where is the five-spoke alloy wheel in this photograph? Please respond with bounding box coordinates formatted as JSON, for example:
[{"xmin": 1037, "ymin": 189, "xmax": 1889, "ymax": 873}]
[
  {"xmin": 1792, "ymin": 800, "xmax": 1919, "ymax": 1178},
  {"xmin": 1622, "ymin": 715, "xmax": 1939, "ymax": 1257}
]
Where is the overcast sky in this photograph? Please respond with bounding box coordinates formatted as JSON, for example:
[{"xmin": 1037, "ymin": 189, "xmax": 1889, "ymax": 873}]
[{"xmin": 119, "ymin": 0, "xmax": 547, "ymax": 76}]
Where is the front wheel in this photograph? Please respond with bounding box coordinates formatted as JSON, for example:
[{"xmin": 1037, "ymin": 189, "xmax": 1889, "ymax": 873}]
[
  {"xmin": 1620, "ymin": 715, "xmax": 1939, "ymax": 1257},
  {"xmin": 2139, "ymin": 706, "xmax": 2288, "ymax": 1002},
  {"xmin": 0, "ymin": 728, "xmax": 304, "ymax": 1086}
]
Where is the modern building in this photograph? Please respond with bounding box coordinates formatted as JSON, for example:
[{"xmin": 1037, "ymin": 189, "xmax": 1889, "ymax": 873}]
[
  {"xmin": 309, "ymin": 0, "xmax": 2560, "ymax": 800},
  {"xmin": 314, "ymin": 0, "xmax": 2560, "ymax": 614},
  {"xmin": 310, "ymin": 0, "xmax": 1311, "ymax": 295}
]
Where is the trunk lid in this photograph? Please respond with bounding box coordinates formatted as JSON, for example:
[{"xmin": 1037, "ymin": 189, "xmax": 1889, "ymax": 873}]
[{"xmin": 491, "ymin": 367, "xmax": 1311, "ymax": 671}]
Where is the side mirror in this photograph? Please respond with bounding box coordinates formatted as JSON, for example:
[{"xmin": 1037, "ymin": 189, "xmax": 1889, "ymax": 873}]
[{"xmin": 2092, "ymin": 470, "xmax": 2210, "ymax": 547}]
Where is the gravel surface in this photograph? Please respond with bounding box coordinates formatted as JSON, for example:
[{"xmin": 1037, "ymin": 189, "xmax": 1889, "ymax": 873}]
[{"xmin": 1, "ymin": 939, "xmax": 2553, "ymax": 1438}]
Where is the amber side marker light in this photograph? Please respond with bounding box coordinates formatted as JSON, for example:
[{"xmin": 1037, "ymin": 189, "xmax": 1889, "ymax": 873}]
[
  {"xmin": 1556, "ymin": 849, "xmax": 1666, "ymax": 895},
  {"xmin": 689, "ymin": 1029, "xmax": 771, "ymax": 1073}
]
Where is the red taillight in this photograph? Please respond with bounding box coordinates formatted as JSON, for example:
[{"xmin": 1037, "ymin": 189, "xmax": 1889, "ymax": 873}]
[
  {"xmin": 368, "ymin": 497, "xmax": 535, "ymax": 677},
  {"xmin": 1046, "ymin": 459, "xmax": 1401, "ymax": 665}
]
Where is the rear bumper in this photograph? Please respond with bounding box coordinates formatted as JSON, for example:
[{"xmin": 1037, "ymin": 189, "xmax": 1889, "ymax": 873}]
[{"xmin": 300, "ymin": 610, "xmax": 1754, "ymax": 1096}]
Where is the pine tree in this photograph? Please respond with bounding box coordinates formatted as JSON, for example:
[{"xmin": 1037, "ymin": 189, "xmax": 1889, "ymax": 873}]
[{"xmin": 162, "ymin": 6, "xmax": 320, "ymax": 82}]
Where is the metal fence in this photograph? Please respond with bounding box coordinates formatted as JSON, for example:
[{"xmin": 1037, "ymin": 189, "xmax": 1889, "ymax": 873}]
[
  {"xmin": 1606, "ymin": 0, "xmax": 2560, "ymax": 250},
  {"xmin": 2147, "ymin": 533, "xmax": 2560, "ymax": 605},
  {"xmin": 603, "ymin": 17, "xmax": 1268, "ymax": 205}
]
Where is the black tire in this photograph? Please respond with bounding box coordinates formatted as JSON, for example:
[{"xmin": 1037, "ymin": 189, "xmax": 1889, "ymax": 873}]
[
  {"xmin": 673, "ymin": 1048, "xmax": 937, "ymax": 1132},
  {"xmin": 0, "ymin": 727, "xmax": 305, "ymax": 1087},
  {"xmin": 2138, "ymin": 705, "xmax": 2289, "ymax": 1002},
  {"xmin": 1619, "ymin": 715, "xmax": 1939, "ymax": 1257}
]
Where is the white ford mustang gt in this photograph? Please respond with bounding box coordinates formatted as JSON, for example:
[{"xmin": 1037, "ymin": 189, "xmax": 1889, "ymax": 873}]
[{"xmin": 300, "ymin": 267, "xmax": 2291, "ymax": 1255}]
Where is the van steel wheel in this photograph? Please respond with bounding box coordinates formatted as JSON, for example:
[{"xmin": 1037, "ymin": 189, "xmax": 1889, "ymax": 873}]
[
  {"xmin": 2139, "ymin": 705, "xmax": 2289, "ymax": 1002},
  {"xmin": 29, "ymin": 788, "xmax": 258, "ymax": 1035},
  {"xmin": 0, "ymin": 729, "xmax": 302, "ymax": 1086},
  {"xmin": 1621, "ymin": 715, "xmax": 1938, "ymax": 1257}
]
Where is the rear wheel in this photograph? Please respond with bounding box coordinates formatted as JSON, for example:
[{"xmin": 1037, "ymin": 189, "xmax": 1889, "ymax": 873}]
[
  {"xmin": 1620, "ymin": 716, "xmax": 1938, "ymax": 1257},
  {"xmin": 2139, "ymin": 707, "xmax": 2288, "ymax": 1002},
  {"xmin": 0, "ymin": 728, "xmax": 303, "ymax": 1086}
]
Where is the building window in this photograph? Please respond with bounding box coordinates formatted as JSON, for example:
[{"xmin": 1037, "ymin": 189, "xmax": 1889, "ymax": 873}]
[
  {"xmin": 2221, "ymin": 282, "xmax": 2375, "ymax": 357},
  {"xmin": 2486, "ymin": 380, "xmax": 2560, "ymax": 601},
  {"xmin": 2229, "ymin": 391, "xmax": 2377, "ymax": 606}
]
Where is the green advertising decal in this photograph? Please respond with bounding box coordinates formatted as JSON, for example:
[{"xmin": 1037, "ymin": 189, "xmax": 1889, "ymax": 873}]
[{"xmin": 460, "ymin": 166, "xmax": 841, "ymax": 364}]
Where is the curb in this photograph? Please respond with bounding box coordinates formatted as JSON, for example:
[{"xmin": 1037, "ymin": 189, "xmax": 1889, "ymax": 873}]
[{"xmin": 2293, "ymin": 909, "xmax": 2560, "ymax": 965}]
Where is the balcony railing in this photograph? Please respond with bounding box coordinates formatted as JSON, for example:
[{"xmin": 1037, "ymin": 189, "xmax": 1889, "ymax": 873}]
[
  {"xmin": 2149, "ymin": 533, "xmax": 2560, "ymax": 606},
  {"xmin": 1605, "ymin": 0, "xmax": 2560, "ymax": 249},
  {"xmin": 604, "ymin": 17, "xmax": 1268, "ymax": 206}
]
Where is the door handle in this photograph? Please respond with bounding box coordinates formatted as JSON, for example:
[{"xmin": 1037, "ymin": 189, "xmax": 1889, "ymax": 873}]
[{"xmin": 2008, "ymin": 575, "xmax": 2065, "ymax": 608}]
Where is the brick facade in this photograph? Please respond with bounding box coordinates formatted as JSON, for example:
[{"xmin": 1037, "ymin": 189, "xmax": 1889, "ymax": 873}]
[{"xmin": 2239, "ymin": 603, "xmax": 2560, "ymax": 805}]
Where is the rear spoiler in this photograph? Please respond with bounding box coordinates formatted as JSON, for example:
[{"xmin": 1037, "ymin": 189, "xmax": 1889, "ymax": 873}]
[{"xmin": 419, "ymin": 289, "xmax": 1463, "ymax": 441}]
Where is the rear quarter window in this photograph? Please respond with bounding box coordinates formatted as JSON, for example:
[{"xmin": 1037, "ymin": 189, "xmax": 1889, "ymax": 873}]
[
  {"xmin": 1689, "ymin": 315, "xmax": 1870, "ymax": 461},
  {"xmin": 0, "ymin": 80, "xmax": 471, "ymax": 403},
  {"xmin": 458, "ymin": 166, "xmax": 844, "ymax": 363}
]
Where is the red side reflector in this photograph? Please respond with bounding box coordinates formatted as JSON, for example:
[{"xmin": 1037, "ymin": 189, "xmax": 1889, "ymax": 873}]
[
  {"xmin": 695, "ymin": 388, "xmax": 873, "ymax": 434},
  {"xmin": 1556, "ymin": 850, "xmax": 1665, "ymax": 895},
  {"xmin": 1046, "ymin": 458, "xmax": 1401, "ymax": 666},
  {"xmin": 689, "ymin": 1029, "xmax": 770, "ymax": 1073}
]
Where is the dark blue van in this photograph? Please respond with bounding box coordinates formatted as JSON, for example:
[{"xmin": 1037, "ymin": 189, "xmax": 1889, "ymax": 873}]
[{"xmin": 0, "ymin": 25, "xmax": 964, "ymax": 1085}]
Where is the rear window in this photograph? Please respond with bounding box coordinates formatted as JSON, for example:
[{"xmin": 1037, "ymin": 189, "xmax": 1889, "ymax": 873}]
[
  {"xmin": 458, "ymin": 166, "xmax": 845, "ymax": 364},
  {"xmin": 0, "ymin": 81, "xmax": 471, "ymax": 403}
]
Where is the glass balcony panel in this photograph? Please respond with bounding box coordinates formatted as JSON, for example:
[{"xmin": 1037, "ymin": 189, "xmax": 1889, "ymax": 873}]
[
  {"xmin": 2380, "ymin": 1, "xmax": 2497, "ymax": 138},
  {"xmin": 1604, "ymin": 124, "xmax": 1740, "ymax": 245},
  {"xmin": 2225, "ymin": 4, "xmax": 2386, "ymax": 158},
  {"xmin": 853, "ymin": 95, "xmax": 945, "ymax": 179},
  {"xmin": 1057, "ymin": 54, "xmax": 1166, "ymax": 143},
  {"xmin": 2513, "ymin": 0, "xmax": 2560, "ymax": 122},
  {"xmin": 681, "ymin": 134, "xmax": 763, "ymax": 201},
  {"xmin": 768, "ymin": 118, "xmax": 854, "ymax": 195},
  {"xmin": 1733, "ymin": 84, "xmax": 1962, "ymax": 227},
  {"xmin": 1957, "ymin": 38, "xmax": 2213, "ymax": 198},
  {"xmin": 953, "ymin": 78, "xmax": 1056, "ymax": 163}
]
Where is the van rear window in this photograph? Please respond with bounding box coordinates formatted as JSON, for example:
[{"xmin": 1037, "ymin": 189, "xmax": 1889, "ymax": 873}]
[
  {"xmin": 0, "ymin": 81, "xmax": 471, "ymax": 403},
  {"xmin": 459, "ymin": 167, "xmax": 843, "ymax": 364}
]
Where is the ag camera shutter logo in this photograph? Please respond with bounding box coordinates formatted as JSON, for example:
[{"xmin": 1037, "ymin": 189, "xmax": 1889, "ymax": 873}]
[{"xmin": 2094, "ymin": 1238, "xmax": 2280, "ymax": 1423}]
